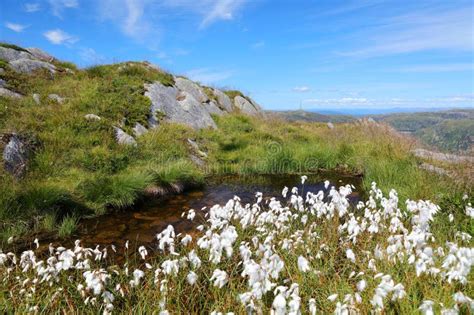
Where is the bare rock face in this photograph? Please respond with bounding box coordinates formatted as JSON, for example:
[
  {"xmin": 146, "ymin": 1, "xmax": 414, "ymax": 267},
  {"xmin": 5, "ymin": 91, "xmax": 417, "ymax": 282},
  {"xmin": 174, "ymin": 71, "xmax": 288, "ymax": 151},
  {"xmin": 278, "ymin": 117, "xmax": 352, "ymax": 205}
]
[
  {"xmin": 212, "ymin": 89, "xmax": 233, "ymax": 112},
  {"xmin": 0, "ymin": 46, "xmax": 56, "ymax": 74},
  {"xmin": 174, "ymin": 77, "xmax": 209, "ymax": 103},
  {"xmin": 26, "ymin": 48, "xmax": 55, "ymax": 62},
  {"xmin": 234, "ymin": 95, "xmax": 260, "ymax": 115},
  {"xmin": 145, "ymin": 82, "xmax": 216, "ymax": 130},
  {"xmin": 205, "ymin": 101, "xmax": 224, "ymax": 116},
  {"xmin": 2, "ymin": 134, "xmax": 29, "ymax": 178},
  {"xmin": 113, "ymin": 127, "xmax": 137, "ymax": 146},
  {"xmin": 0, "ymin": 47, "xmax": 32, "ymax": 62},
  {"xmin": 9, "ymin": 58, "xmax": 56, "ymax": 74}
]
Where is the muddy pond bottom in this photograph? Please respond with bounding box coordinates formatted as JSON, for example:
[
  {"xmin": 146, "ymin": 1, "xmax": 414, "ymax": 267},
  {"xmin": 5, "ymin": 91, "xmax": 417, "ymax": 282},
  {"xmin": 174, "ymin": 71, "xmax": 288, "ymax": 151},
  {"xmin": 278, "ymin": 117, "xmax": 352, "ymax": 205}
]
[{"xmin": 76, "ymin": 173, "xmax": 363, "ymax": 248}]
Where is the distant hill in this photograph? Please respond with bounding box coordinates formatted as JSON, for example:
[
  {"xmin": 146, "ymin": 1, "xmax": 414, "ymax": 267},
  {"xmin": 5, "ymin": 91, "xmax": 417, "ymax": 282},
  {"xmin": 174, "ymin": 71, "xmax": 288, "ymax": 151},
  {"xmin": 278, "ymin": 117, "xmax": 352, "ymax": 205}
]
[
  {"xmin": 266, "ymin": 110, "xmax": 354, "ymax": 123},
  {"xmin": 373, "ymin": 109, "xmax": 474, "ymax": 154},
  {"xmin": 271, "ymin": 108, "xmax": 474, "ymax": 154}
]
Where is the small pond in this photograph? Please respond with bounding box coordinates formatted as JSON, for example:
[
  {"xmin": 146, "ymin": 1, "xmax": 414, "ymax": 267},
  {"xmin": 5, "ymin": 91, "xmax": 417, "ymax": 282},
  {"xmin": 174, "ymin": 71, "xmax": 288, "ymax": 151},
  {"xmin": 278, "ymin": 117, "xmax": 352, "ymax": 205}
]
[{"xmin": 76, "ymin": 173, "xmax": 363, "ymax": 248}]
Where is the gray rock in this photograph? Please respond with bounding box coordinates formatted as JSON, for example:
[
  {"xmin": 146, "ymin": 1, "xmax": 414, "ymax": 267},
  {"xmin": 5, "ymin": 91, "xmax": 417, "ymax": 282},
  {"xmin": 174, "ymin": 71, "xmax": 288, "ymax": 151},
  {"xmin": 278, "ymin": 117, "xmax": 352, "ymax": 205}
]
[
  {"xmin": 234, "ymin": 95, "xmax": 259, "ymax": 115},
  {"xmin": 175, "ymin": 77, "xmax": 209, "ymax": 103},
  {"xmin": 48, "ymin": 94, "xmax": 65, "ymax": 104},
  {"xmin": 9, "ymin": 58, "xmax": 56, "ymax": 74},
  {"xmin": 327, "ymin": 122, "xmax": 334, "ymax": 129},
  {"xmin": 133, "ymin": 122, "xmax": 148, "ymax": 137},
  {"xmin": 113, "ymin": 127, "xmax": 137, "ymax": 146},
  {"xmin": 205, "ymin": 101, "xmax": 224, "ymax": 116},
  {"xmin": 0, "ymin": 68, "xmax": 5, "ymax": 74},
  {"xmin": 84, "ymin": 114, "xmax": 101, "ymax": 121},
  {"xmin": 145, "ymin": 82, "xmax": 216, "ymax": 130},
  {"xmin": 367, "ymin": 117, "xmax": 376, "ymax": 123},
  {"xmin": 0, "ymin": 47, "xmax": 32, "ymax": 62},
  {"xmin": 0, "ymin": 79, "xmax": 6, "ymax": 88},
  {"xmin": 32, "ymin": 93, "xmax": 40, "ymax": 105},
  {"xmin": 0, "ymin": 87, "xmax": 22, "ymax": 99},
  {"xmin": 145, "ymin": 82, "xmax": 179, "ymax": 127},
  {"xmin": 212, "ymin": 89, "xmax": 233, "ymax": 112},
  {"xmin": 3, "ymin": 134, "xmax": 28, "ymax": 178},
  {"xmin": 26, "ymin": 47, "xmax": 54, "ymax": 62}
]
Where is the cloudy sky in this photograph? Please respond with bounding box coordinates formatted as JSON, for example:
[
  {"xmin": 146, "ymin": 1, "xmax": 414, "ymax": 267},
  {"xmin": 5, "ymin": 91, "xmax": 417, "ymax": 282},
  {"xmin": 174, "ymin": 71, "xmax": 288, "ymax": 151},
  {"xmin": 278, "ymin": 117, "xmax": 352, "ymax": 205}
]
[{"xmin": 1, "ymin": 0, "xmax": 473, "ymax": 111}]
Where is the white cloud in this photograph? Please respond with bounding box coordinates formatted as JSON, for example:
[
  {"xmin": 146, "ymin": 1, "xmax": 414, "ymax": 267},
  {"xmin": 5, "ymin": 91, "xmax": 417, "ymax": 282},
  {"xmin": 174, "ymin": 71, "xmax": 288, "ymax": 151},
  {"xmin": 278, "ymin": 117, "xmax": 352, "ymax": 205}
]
[
  {"xmin": 293, "ymin": 86, "xmax": 311, "ymax": 93},
  {"xmin": 341, "ymin": 7, "xmax": 473, "ymax": 57},
  {"xmin": 43, "ymin": 29, "xmax": 78, "ymax": 45},
  {"xmin": 98, "ymin": 0, "xmax": 155, "ymax": 42},
  {"xmin": 396, "ymin": 63, "xmax": 474, "ymax": 73},
  {"xmin": 161, "ymin": 0, "xmax": 247, "ymax": 28},
  {"xmin": 303, "ymin": 97, "xmax": 370, "ymax": 105},
  {"xmin": 200, "ymin": 0, "xmax": 246, "ymax": 28},
  {"xmin": 185, "ymin": 68, "xmax": 233, "ymax": 84},
  {"xmin": 5, "ymin": 23, "xmax": 28, "ymax": 32},
  {"xmin": 251, "ymin": 41, "xmax": 265, "ymax": 49},
  {"xmin": 25, "ymin": 3, "xmax": 40, "ymax": 13},
  {"xmin": 49, "ymin": 0, "xmax": 78, "ymax": 17}
]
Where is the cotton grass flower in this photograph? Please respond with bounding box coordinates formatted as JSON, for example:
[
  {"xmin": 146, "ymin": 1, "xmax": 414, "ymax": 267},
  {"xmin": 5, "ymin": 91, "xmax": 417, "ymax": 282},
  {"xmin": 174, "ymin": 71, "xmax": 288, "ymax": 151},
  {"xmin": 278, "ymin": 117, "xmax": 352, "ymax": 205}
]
[
  {"xmin": 210, "ymin": 269, "xmax": 228, "ymax": 288},
  {"xmin": 297, "ymin": 256, "xmax": 310, "ymax": 272}
]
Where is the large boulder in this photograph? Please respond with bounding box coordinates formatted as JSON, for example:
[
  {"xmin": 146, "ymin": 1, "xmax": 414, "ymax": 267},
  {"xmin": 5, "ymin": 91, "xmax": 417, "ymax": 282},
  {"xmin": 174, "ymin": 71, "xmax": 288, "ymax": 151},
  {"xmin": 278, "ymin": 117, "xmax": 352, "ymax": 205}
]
[
  {"xmin": 26, "ymin": 47, "xmax": 55, "ymax": 62},
  {"xmin": 212, "ymin": 89, "xmax": 233, "ymax": 112},
  {"xmin": 234, "ymin": 95, "xmax": 259, "ymax": 115},
  {"xmin": 175, "ymin": 77, "xmax": 209, "ymax": 103},
  {"xmin": 9, "ymin": 58, "xmax": 56, "ymax": 74},
  {"xmin": 145, "ymin": 82, "xmax": 216, "ymax": 129},
  {"xmin": 0, "ymin": 47, "xmax": 32, "ymax": 62},
  {"xmin": 2, "ymin": 134, "xmax": 29, "ymax": 178}
]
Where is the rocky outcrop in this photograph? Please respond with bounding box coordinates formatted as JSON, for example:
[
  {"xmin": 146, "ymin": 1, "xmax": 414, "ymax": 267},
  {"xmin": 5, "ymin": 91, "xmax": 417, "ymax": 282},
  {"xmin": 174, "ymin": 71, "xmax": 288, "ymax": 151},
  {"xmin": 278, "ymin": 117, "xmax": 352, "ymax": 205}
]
[
  {"xmin": 26, "ymin": 48, "xmax": 55, "ymax": 62},
  {"xmin": 144, "ymin": 76, "xmax": 262, "ymax": 130},
  {"xmin": 145, "ymin": 82, "xmax": 217, "ymax": 130},
  {"xmin": 2, "ymin": 134, "xmax": 29, "ymax": 178},
  {"xmin": 212, "ymin": 89, "xmax": 233, "ymax": 112},
  {"xmin": 175, "ymin": 77, "xmax": 209, "ymax": 103},
  {"xmin": 0, "ymin": 47, "xmax": 56, "ymax": 74},
  {"xmin": 9, "ymin": 58, "xmax": 56, "ymax": 74},
  {"xmin": 234, "ymin": 95, "xmax": 260, "ymax": 115}
]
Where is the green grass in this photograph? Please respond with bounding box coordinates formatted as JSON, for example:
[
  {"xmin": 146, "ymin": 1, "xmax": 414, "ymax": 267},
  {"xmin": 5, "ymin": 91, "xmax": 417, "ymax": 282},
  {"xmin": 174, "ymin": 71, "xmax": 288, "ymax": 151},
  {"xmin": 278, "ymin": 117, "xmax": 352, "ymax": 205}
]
[
  {"xmin": 0, "ymin": 46, "xmax": 470, "ymax": 244},
  {"xmin": 58, "ymin": 215, "xmax": 78, "ymax": 237}
]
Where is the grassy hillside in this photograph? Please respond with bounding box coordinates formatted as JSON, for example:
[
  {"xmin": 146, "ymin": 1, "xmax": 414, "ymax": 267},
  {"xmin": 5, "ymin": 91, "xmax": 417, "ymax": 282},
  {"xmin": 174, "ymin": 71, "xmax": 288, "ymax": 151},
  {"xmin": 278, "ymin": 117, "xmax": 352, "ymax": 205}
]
[
  {"xmin": 0, "ymin": 47, "xmax": 472, "ymax": 246},
  {"xmin": 267, "ymin": 110, "xmax": 354, "ymax": 123},
  {"xmin": 374, "ymin": 109, "xmax": 474, "ymax": 154}
]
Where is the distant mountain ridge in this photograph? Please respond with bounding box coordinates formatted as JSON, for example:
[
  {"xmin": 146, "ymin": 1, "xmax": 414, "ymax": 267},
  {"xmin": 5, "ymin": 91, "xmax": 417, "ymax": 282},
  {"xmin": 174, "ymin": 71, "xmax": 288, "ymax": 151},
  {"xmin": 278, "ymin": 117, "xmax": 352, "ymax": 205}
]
[{"xmin": 271, "ymin": 108, "xmax": 474, "ymax": 154}]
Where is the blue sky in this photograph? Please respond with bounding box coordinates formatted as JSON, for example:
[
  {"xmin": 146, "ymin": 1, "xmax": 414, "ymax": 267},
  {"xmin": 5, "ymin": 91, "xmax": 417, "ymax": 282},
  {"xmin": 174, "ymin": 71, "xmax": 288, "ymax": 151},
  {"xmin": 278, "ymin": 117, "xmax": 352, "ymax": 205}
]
[{"xmin": 1, "ymin": 0, "xmax": 473, "ymax": 111}]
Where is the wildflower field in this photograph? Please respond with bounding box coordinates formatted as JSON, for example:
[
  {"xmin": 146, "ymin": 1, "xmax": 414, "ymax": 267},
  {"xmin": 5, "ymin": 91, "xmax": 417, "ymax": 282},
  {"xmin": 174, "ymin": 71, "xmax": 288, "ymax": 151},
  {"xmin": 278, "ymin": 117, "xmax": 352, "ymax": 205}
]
[{"xmin": 1, "ymin": 177, "xmax": 472, "ymax": 314}]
